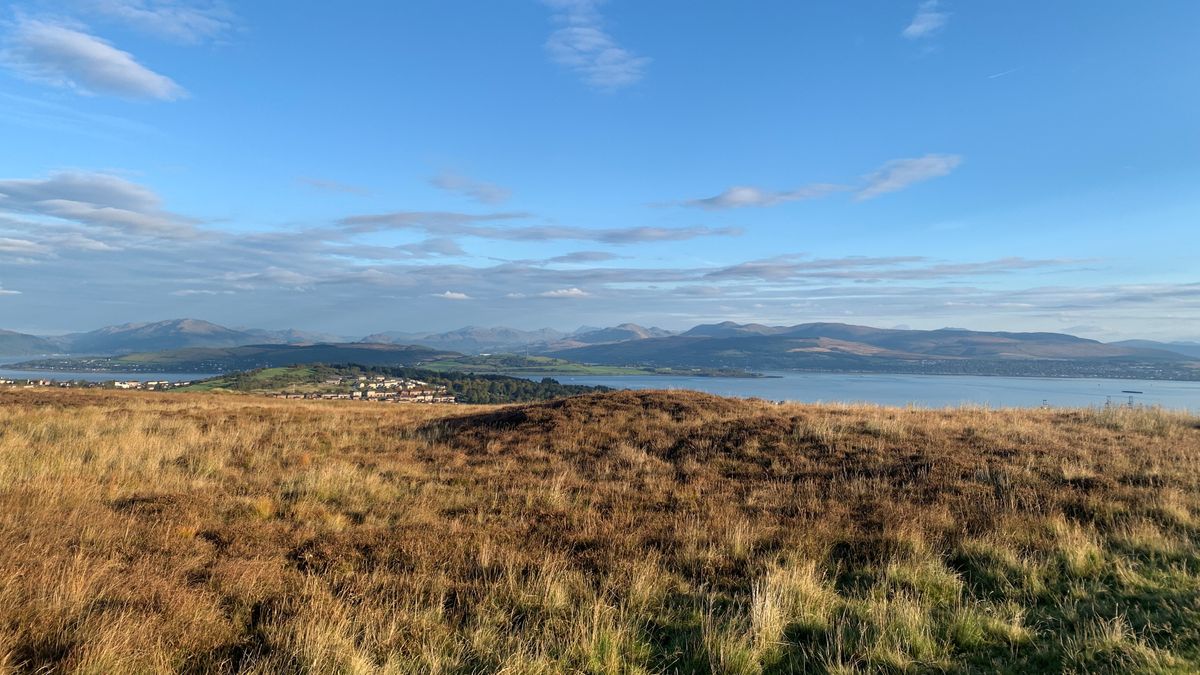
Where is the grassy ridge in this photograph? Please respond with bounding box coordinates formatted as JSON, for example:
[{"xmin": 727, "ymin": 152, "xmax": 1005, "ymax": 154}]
[
  {"xmin": 177, "ymin": 365, "xmax": 612, "ymax": 403},
  {"xmin": 1, "ymin": 389, "xmax": 1199, "ymax": 672},
  {"xmin": 178, "ymin": 366, "xmax": 322, "ymax": 392}
]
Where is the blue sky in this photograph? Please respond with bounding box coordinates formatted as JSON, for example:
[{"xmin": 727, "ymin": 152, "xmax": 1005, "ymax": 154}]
[{"xmin": 0, "ymin": 1, "xmax": 1197, "ymax": 339}]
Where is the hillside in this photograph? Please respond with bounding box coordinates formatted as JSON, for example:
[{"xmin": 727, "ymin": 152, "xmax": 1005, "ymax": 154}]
[
  {"xmin": 34, "ymin": 319, "xmax": 357, "ymax": 356},
  {"xmin": 570, "ymin": 322, "xmax": 674, "ymax": 344},
  {"xmin": 0, "ymin": 329, "xmax": 60, "ymax": 357},
  {"xmin": 548, "ymin": 322, "xmax": 1200, "ymax": 380},
  {"xmin": 1111, "ymin": 339, "xmax": 1200, "ymax": 360},
  {"xmin": 180, "ymin": 364, "xmax": 611, "ymax": 403},
  {"xmin": 60, "ymin": 319, "xmax": 258, "ymax": 354},
  {"xmin": 362, "ymin": 326, "xmax": 566, "ymax": 353},
  {"xmin": 1, "ymin": 389, "xmax": 1198, "ymax": 672},
  {"xmin": 12, "ymin": 342, "xmax": 456, "ymax": 373},
  {"xmin": 362, "ymin": 324, "xmax": 674, "ymax": 354}
]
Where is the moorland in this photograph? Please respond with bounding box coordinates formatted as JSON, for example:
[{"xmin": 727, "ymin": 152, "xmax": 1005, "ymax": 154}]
[{"xmin": 1, "ymin": 388, "xmax": 1199, "ymax": 672}]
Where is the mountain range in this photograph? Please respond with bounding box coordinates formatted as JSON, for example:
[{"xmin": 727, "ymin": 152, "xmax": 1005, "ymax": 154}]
[
  {"xmin": 18, "ymin": 343, "xmax": 454, "ymax": 374},
  {"xmin": 0, "ymin": 319, "xmax": 350, "ymax": 357},
  {"xmin": 362, "ymin": 326, "xmax": 569, "ymax": 353},
  {"xmin": 543, "ymin": 322, "xmax": 1200, "ymax": 379},
  {"xmin": 359, "ymin": 323, "xmax": 674, "ymax": 353},
  {"xmin": 2, "ymin": 318, "xmax": 1198, "ymax": 379}
]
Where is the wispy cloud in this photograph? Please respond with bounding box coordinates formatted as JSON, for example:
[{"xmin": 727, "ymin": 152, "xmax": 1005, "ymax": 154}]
[
  {"xmin": 429, "ymin": 171, "xmax": 510, "ymax": 204},
  {"xmin": 902, "ymin": 0, "xmax": 949, "ymax": 40},
  {"xmin": 539, "ymin": 287, "xmax": 589, "ymax": 298},
  {"xmin": 683, "ymin": 183, "xmax": 846, "ymax": 210},
  {"xmin": 171, "ymin": 288, "xmax": 233, "ymax": 296},
  {"xmin": 0, "ymin": 171, "xmax": 199, "ymax": 237},
  {"xmin": 0, "ymin": 237, "xmax": 51, "ymax": 255},
  {"xmin": 435, "ymin": 291, "xmax": 471, "ymax": 300},
  {"xmin": 3, "ymin": 195, "xmax": 1190, "ymax": 339},
  {"xmin": 0, "ymin": 19, "xmax": 187, "ymax": 100},
  {"xmin": 856, "ymin": 154, "xmax": 962, "ymax": 200},
  {"xmin": 298, "ymin": 177, "xmax": 370, "ymax": 196},
  {"xmin": 85, "ymin": 0, "xmax": 236, "ymax": 44},
  {"xmin": 327, "ymin": 237, "xmax": 466, "ymax": 261},
  {"xmin": 544, "ymin": 0, "xmax": 649, "ymax": 91},
  {"xmin": 0, "ymin": 91, "xmax": 161, "ymax": 140},
  {"xmin": 678, "ymin": 155, "xmax": 960, "ymax": 209},
  {"xmin": 987, "ymin": 67, "xmax": 1020, "ymax": 80},
  {"xmin": 337, "ymin": 211, "xmax": 529, "ymax": 233},
  {"xmin": 705, "ymin": 254, "xmax": 1071, "ymax": 282},
  {"xmin": 338, "ymin": 210, "xmax": 741, "ymax": 244},
  {"xmin": 546, "ymin": 251, "xmax": 620, "ymax": 264}
]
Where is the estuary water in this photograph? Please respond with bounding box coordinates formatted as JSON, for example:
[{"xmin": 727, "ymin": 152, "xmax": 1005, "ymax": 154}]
[
  {"xmin": 0, "ymin": 368, "xmax": 215, "ymax": 383},
  {"xmin": 0, "ymin": 357, "xmax": 214, "ymax": 383},
  {"xmin": 518, "ymin": 371, "xmax": 1200, "ymax": 411}
]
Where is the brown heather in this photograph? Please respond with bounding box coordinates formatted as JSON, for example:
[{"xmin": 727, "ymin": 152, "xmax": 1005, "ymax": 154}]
[{"xmin": 1, "ymin": 388, "xmax": 1199, "ymax": 673}]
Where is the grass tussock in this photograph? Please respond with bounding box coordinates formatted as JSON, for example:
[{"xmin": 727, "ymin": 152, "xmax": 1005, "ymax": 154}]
[{"xmin": 1, "ymin": 388, "xmax": 1199, "ymax": 673}]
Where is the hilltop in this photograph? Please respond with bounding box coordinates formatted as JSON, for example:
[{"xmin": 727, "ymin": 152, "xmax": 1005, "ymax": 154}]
[
  {"xmin": 547, "ymin": 322, "xmax": 1200, "ymax": 380},
  {"xmin": 1, "ymin": 388, "xmax": 1198, "ymax": 672},
  {"xmin": 178, "ymin": 364, "xmax": 611, "ymax": 404},
  {"xmin": 12, "ymin": 342, "xmax": 455, "ymax": 373},
  {"xmin": 4, "ymin": 318, "xmax": 1199, "ymax": 381},
  {"xmin": 0, "ymin": 319, "xmax": 353, "ymax": 357},
  {"xmin": 0, "ymin": 329, "xmax": 59, "ymax": 356}
]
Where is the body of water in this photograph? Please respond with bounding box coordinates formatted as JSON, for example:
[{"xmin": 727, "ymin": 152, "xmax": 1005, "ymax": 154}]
[
  {"xmin": 520, "ymin": 371, "xmax": 1200, "ymax": 410},
  {"xmin": 0, "ymin": 368, "xmax": 214, "ymax": 383}
]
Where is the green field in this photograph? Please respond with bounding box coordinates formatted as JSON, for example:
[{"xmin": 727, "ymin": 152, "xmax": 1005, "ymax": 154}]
[
  {"xmin": 175, "ymin": 366, "xmax": 326, "ymax": 393},
  {"xmin": 172, "ymin": 365, "xmax": 613, "ymax": 404}
]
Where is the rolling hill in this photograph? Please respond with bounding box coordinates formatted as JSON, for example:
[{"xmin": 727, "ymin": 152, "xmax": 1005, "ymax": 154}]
[
  {"xmin": 546, "ymin": 322, "xmax": 1200, "ymax": 379},
  {"xmin": 0, "ymin": 329, "xmax": 61, "ymax": 357},
  {"xmin": 4, "ymin": 388, "xmax": 1199, "ymax": 671},
  {"xmin": 12, "ymin": 342, "xmax": 457, "ymax": 373},
  {"xmin": 361, "ymin": 326, "xmax": 566, "ymax": 353},
  {"xmin": 60, "ymin": 319, "xmax": 258, "ymax": 354},
  {"xmin": 1109, "ymin": 339, "xmax": 1200, "ymax": 360}
]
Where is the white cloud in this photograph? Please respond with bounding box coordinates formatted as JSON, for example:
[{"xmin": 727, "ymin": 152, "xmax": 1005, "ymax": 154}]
[
  {"xmin": 684, "ymin": 183, "xmax": 846, "ymax": 210},
  {"xmin": 338, "ymin": 211, "xmax": 741, "ymax": 244},
  {"xmin": 544, "ymin": 0, "xmax": 649, "ymax": 91},
  {"xmin": 856, "ymin": 154, "xmax": 962, "ymax": 200},
  {"xmin": 539, "ymin": 287, "xmax": 589, "ymax": 298},
  {"xmin": 0, "ymin": 237, "xmax": 50, "ymax": 255},
  {"xmin": 50, "ymin": 233, "xmax": 121, "ymax": 251},
  {"xmin": 435, "ymin": 291, "xmax": 471, "ymax": 300},
  {"xmin": 85, "ymin": 0, "xmax": 235, "ymax": 44},
  {"xmin": 0, "ymin": 171, "xmax": 198, "ymax": 236},
  {"xmin": 430, "ymin": 171, "xmax": 510, "ymax": 204},
  {"xmin": 170, "ymin": 288, "xmax": 234, "ymax": 296},
  {"xmin": 903, "ymin": 1, "xmax": 949, "ymax": 40},
  {"xmin": 223, "ymin": 267, "xmax": 313, "ymax": 288},
  {"xmin": 0, "ymin": 19, "xmax": 187, "ymax": 100},
  {"xmin": 546, "ymin": 250, "xmax": 620, "ymax": 264}
]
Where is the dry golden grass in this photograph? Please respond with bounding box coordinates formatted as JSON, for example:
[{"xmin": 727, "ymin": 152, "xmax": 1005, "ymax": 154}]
[{"xmin": 1, "ymin": 388, "xmax": 1199, "ymax": 673}]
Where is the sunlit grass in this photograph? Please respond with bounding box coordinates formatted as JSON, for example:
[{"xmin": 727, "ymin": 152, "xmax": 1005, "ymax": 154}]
[{"xmin": 1, "ymin": 388, "xmax": 1198, "ymax": 672}]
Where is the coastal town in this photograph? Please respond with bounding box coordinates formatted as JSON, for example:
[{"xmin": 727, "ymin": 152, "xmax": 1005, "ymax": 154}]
[
  {"xmin": 0, "ymin": 377, "xmax": 193, "ymax": 390},
  {"xmin": 0, "ymin": 373, "xmax": 457, "ymax": 403},
  {"xmin": 268, "ymin": 374, "xmax": 456, "ymax": 403}
]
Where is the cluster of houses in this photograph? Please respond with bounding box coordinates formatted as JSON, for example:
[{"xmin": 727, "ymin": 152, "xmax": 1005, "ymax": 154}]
[
  {"xmin": 112, "ymin": 380, "xmax": 192, "ymax": 390},
  {"xmin": 0, "ymin": 378, "xmax": 54, "ymax": 388},
  {"xmin": 1, "ymin": 377, "xmax": 192, "ymax": 390},
  {"xmin": 270, "ymin": 375, "xmax": 457, "ymax": 404}
]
